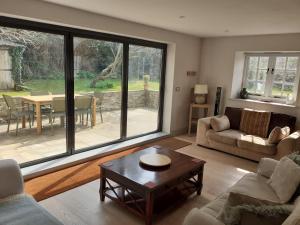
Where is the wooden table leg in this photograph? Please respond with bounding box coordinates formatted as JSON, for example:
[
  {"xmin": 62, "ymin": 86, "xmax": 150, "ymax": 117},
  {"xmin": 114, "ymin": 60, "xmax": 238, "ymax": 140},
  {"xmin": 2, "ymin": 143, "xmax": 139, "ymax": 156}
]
[
  {"xmin": 92, "ymin": 97, "xmax": 96, "ymax": 126},
  {"xmin": 36, "ymin": 102, "xmax": 42, "ymax": 135},
  {"xmin": 22, "ymin": 100, "xmax": 26, "ymax": 128},
  {"xmin": 145, "ymin": 192, "xmax": 154, "ymax": 225},
  {"xmin": 100, "ymin": 177, "xmax": 106, "ymax": 202},
  {"xmin": 197, "ymin": 167, "xmax": 204, "ymax": 195}
]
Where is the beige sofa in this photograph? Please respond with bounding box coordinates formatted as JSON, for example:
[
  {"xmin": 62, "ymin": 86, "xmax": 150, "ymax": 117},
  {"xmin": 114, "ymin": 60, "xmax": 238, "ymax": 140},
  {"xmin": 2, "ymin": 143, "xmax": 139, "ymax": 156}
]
[
  {"xmin": 196, "ymin": 107, "xmax": 300, "ymax": 161},
  {"xmin": 183, "ymin": 158, "xmax": 300, "ymax": 225}
]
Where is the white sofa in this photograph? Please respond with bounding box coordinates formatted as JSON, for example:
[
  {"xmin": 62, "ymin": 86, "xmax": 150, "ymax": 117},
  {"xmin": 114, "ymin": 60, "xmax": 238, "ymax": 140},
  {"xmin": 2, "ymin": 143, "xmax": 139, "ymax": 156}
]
[
  {"xmin": 0, "ymin": 159, "xmax": 63, "ymax": 225},
  {"xmin": 183, "ymin": 158, "xmax": 300, "ymax": 225}
]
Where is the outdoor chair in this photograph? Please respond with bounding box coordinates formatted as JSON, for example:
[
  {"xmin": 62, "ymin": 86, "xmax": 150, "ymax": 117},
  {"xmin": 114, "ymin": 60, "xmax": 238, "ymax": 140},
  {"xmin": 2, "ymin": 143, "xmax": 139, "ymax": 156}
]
[
  {"xmin": 44, "ymin": 97, "xmax": 66, "ymax": 134},
  {"xmin": 75, "ymin": 95, "xmax": 93, "ymax": 127},
  {"xmin": 2, "ymin": 94, "xmax": 33, "ymax": 136},
  {"xmin": 94, "ymin": 91, "xmax": 104, "ymax": 123}
]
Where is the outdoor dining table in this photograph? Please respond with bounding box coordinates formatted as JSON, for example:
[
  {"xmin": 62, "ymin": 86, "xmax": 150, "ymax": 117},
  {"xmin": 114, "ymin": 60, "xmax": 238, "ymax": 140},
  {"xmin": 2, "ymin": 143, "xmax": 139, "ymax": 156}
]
[{"xmin": 21, "ymin": 94, "xmax": 96, "ymax": 135}]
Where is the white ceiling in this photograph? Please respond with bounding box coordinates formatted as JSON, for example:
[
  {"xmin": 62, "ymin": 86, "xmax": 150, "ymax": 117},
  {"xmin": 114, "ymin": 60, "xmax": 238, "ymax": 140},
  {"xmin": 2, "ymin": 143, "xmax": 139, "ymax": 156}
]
[{"xmin": 44, "ymin": 0, "xmax": 300, "ymax": 37}]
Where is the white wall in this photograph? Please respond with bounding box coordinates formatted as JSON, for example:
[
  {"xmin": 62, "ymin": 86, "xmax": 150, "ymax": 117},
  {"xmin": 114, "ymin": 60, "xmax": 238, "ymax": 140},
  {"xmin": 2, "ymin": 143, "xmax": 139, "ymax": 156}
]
[
  {"xmin": 199, "ymin": 33, "xmax": 300, "ymax": 126},
  {"xmin": 0, "ymin": 0, "xmax": 202, "ymax": 134}
]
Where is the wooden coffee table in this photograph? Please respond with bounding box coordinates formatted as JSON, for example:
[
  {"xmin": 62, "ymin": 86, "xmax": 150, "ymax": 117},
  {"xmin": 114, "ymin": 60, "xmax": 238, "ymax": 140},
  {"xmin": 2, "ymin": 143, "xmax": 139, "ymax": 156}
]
[{"xmin": 99, "ymin": 146, "xmax": 205, "ymax": 225}]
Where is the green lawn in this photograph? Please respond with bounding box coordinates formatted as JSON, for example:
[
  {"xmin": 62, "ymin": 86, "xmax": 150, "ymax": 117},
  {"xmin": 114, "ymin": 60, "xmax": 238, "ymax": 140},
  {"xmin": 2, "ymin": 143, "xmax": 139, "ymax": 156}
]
[{"xmin": 0, "ymin": 79, "xmax": 160, "ymax": 96}]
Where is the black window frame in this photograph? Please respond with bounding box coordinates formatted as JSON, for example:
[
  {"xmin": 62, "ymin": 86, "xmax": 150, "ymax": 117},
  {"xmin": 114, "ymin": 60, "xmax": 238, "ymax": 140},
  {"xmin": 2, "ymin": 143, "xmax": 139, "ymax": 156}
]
[{"xmin": 0, "ymin": 16, "xmax": 167, "ymax": 168}]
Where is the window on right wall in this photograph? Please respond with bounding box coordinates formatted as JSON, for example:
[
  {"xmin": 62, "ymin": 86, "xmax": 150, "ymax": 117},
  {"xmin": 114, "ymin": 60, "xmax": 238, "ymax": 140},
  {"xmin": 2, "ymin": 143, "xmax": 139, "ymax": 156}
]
[{"xmin": 243, "ymin": 53, "xmax": 300, "ymax": 104}]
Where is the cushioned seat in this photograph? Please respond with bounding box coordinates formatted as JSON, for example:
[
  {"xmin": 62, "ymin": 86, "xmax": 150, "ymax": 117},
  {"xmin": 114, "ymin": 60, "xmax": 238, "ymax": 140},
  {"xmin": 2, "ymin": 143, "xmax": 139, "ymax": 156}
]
[
  {"xmin": 229, "ymin": 173, "xmax": 280, "ymax": 203},
  {"xmin": 200, "ymin": 193, "xmax": 228, "ymax": 218},
  {"xmin": 206, "ymin": 129, "xmax": 245, "ymax": 146},
  {"xmin": 237, "ymin": 135, "xmax": 277, "ymax": 155}
]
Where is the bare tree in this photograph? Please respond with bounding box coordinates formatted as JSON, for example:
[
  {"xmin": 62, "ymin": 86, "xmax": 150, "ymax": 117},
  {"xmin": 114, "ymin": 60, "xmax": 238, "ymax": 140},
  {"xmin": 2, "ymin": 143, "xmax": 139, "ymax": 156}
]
[
  {"xmin": 0, "ymin": 27, "xmax": 45, "ymax": 47},
  {"xmin": 90, "ymin": 45, "xmax": 122, "ymax": 88}
]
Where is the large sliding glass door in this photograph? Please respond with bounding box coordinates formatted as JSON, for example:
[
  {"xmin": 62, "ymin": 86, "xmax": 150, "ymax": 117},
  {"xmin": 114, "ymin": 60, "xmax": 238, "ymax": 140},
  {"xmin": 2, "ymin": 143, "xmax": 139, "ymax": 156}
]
[
  {"xmin": 0, "ymin": 25, "xmax": 67, "ymax": 165},
  {"xmin": 127, "ymin": 45, "xmax": 163, "ymax": 137},
  {"xmin": 0, "ymin": 16, "xmax": 166, "ymax": 167},
  {"xmin": 73, "ymin": 37, "xmax": 122, "ymax": 150}
]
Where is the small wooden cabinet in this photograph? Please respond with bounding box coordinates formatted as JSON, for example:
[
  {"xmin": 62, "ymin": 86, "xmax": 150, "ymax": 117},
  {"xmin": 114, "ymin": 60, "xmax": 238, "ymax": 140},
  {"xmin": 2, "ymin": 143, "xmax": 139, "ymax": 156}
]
[{"xmin": 188, "ymin": 103, "xmax": 210, "ymax": 136}]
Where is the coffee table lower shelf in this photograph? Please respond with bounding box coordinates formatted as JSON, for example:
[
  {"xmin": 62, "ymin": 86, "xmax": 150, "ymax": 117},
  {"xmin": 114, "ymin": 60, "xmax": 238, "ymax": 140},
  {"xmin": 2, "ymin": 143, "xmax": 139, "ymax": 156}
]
[{"xmin": 100, "ymin": 173, "xmax": 203, "ymax": 225}]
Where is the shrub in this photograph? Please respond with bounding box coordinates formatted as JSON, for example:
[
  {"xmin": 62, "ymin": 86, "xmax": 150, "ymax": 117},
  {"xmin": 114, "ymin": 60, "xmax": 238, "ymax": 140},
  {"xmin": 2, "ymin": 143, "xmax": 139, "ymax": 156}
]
[
  {"xmin": 96, "ymin": 80, "xmax": 114, "ymax": 89},
  {"xmin": 47, "ymin": 71, "xmax": 64, "ymax": 80},
  {"xmin": 76, "ymin": 70, "xmax": 96, "ymax": 79}
]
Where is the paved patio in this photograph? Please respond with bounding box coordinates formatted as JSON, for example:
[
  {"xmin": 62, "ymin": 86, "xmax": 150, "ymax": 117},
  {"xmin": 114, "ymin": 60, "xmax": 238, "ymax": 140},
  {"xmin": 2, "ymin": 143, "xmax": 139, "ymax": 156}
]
[{"xmin": 0, "ymin": 108, "xmax": 158, "ymax": 164}]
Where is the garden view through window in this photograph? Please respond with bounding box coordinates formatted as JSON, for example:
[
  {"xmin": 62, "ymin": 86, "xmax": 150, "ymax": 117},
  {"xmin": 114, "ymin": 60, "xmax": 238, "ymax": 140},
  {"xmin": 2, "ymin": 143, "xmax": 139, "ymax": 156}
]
[
  {"xmin": 243, "ymin": 54, "xmax": 300, "ymax": 103},
  {"xmin": 0, "ymin": 20, "xmax": 166, "ymax": 166}
]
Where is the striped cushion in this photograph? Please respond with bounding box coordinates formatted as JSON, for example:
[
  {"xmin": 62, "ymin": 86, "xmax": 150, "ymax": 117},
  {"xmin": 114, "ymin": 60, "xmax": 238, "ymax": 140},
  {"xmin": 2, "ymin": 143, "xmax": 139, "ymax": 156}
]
[
  {"xmin": 268, "ymin": 126, "xmax": 290, "ymax": 144},
  {"xmin": 240, "ymin": 109, "xmax": 271, "ymax": 138}
]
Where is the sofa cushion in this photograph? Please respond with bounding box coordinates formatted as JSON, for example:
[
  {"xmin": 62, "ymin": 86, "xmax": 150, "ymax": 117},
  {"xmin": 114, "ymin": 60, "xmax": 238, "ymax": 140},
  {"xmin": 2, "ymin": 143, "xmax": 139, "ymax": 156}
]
[
  {"xmin": 201, "ymin": 193, "xmax": 228, "ymax": 218},
  {"xmin": 183, "ymin": 208, "xmax": 225, "ymax": 225},
  {"xmin": 268, "ymin": 157, "xmax": 300, "ymax": 203},
  {"xmin": 229, "ymin": 173, "xmax": 281, "ymax": 203},
  {"xmin": 225, "ymin": 107, "xmax": 243, "ymax": 130},
  {"xmin": 268, "ymin": 126, "xmax": 290, "ymax": 144},
  {"xmin": 0, "ymin": 194, "xmax": 63, "ymax": 225},
  {"xmin": 268, "ymin": 113, "xmax": 296, "ymax": 135},
  {"xmin": 237, "ymin": 135, "xmax": 277, "ymax": 155},
  {"xmin": 207, "ymin": 129, "xmax": 245, "ymax": 146},
  {"xmin": 211, "ymin": 116, "xmax": 230, "ymax": 132},
  {"xmin": 257, "ymin": 158, "xmax": 278, "ymax": 178},
  {"xmin": 240, "ymin": 109, "xmax": 271, "ymax": 138}
]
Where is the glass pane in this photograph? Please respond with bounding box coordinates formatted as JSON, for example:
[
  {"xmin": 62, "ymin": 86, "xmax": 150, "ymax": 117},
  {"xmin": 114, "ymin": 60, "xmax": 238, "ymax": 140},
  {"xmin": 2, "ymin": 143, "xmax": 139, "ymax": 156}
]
[
  {"xmin": 287, "ymin": 57, "xmax": 298, "ymax": 70},
  {"xmin": 248, "ymin": 57, "xmax": 259, "ymax": 70},
  {"xmin": 247, "ymin": 70, "xmax": 256, "ymax": 80},
  {"xmin": 256, "ymin": 81, "xmax": 265, "ymax": 94},
  {"xmin": 282, "ymin": 84, "xmax": 294, "ymax": 97},
  {"xmin": 257, "ymin": 69, "xmax": 267, "ymax": 81},
  {"xmin": 273, "ymin": 70, "xmax": 284, "ymax": 82},
  {"xmin": 73, "ymin": 37, "xmax": 122, "ymax": 150},
  {"xmin": 275, "ymin": 57, "xmax": 287, "ymax": 70},
  {"xmin": 259, "ymin": 57, "xmax": 269, "ymax": 69},
  {"xmin": 272, "ymin": 83, "xmax": 283, "ymax": 96},
  {"xmin": 0, "ymin": 26, "xmax": 66, "ymax": 164},
  {"xmin": 285, "ymin": 71, "xmax": 296, "ymax": 83},
  {"xmin": 246, "ymin": 80, "xmax": 255, "ymax": 93},
  {"xmin": 127, "ymin": 45, "xmax": 162, "ymax": 137}
]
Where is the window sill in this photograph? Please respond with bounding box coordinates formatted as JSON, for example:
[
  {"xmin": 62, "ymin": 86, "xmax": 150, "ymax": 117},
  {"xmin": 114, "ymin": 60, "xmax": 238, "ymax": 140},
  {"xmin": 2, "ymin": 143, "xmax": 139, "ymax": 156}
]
[{"xmin": 229, "ymin": 98, "xmax": 298, "ymax": 108}]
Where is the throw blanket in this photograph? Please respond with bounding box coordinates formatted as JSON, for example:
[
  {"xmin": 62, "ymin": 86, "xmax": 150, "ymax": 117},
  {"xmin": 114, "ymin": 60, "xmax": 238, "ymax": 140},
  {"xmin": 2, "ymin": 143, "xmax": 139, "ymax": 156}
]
[
  {"xmin": 0, "ymin": 194, "xmax": 63, "ymax": 225},
  {"xmin": 221, "ymin": 204, "xmax": 293, "ymax": 225}
]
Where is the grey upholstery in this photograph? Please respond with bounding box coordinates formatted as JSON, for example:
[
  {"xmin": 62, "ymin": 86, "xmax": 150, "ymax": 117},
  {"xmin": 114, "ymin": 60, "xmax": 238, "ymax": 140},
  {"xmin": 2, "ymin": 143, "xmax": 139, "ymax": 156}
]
[
  {"xmin": 0, "ymin": 159, "xmax": 23, "ymax": 199},
  {"xmin": 0, "ymin": 159, "xmax": 63, "ymax": 225}
]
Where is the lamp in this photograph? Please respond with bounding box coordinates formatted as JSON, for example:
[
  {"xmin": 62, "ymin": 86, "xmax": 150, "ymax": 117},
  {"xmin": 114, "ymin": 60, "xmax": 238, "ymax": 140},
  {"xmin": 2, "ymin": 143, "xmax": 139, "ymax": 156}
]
[{"xmin": 194, "ymin": 84, "xmax": 208, "ymax": 104}]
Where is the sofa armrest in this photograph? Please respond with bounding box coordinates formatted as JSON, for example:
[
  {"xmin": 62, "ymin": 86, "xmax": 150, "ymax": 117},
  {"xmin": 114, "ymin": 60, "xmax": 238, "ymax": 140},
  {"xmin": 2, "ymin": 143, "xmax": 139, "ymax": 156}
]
[
  {"xmin": 196, "ymin": 116, "xmax": 217, "ymax": 145},
  {"xmin": 275, "ymin": 131, "xmax": 300, "ymax": 160},
  {"xmin": 183, "ymin": 208, "xmax": 224, "ymax": 225},
  {"xmin": 0, "ymin": 159, "xmax": 24, "ymax": 199},
  {"xmin": 257, "ymin": 158, "xmax": 278, "ymax": 178}
]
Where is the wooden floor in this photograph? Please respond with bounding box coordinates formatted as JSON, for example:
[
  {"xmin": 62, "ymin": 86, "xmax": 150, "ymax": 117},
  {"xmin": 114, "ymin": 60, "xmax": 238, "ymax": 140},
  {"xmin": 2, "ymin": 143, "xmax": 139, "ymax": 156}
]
[{"xmin": 39, "ymin": 134, "xmax": 258, "ymax": 225}]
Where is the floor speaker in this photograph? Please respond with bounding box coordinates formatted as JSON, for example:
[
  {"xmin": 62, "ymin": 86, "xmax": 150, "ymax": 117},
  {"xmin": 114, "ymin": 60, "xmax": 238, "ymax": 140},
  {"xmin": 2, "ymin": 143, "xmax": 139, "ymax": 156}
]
[{"xmin": 214, "ymin": 87, "xmax": 222, "ymax": 116}]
